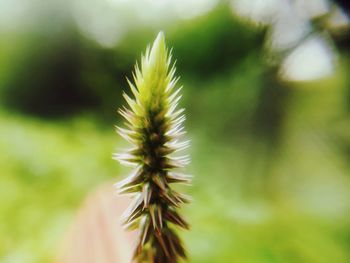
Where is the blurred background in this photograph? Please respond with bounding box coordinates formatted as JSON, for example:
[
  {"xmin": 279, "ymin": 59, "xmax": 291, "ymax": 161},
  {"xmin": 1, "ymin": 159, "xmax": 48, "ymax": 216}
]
[{"xmin": 1, "ymin": 0, "xmax": 350, "ymax": 262}]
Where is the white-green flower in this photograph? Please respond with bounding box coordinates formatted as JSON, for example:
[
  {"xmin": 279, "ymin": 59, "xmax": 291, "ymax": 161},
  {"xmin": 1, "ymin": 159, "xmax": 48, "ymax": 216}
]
[{"xmin": 114, "ymin": 32, "xmax": 191, "ymax": 263}]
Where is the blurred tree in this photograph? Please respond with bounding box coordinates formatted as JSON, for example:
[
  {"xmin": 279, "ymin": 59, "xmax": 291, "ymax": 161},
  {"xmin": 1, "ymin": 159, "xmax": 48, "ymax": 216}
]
[
  {"xmin": 1, "ymin": 31, "xmax": 96, "ymax": 117},
  {"xmin": 169, "ymin": 6, "xmax": 264, "ymax": 80}
]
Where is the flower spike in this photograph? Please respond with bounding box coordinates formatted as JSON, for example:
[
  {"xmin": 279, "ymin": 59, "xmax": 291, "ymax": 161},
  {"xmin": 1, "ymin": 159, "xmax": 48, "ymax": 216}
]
[{"xmin": 115, "ymin": 32, "xmax": 191, "ymax": 263}]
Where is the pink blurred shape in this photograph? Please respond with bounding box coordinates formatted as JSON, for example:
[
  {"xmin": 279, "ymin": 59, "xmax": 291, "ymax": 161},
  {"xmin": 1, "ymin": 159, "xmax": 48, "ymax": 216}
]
[{"xmin": 56, "ymin": 183, "xmax": 137, "ymax": 263}]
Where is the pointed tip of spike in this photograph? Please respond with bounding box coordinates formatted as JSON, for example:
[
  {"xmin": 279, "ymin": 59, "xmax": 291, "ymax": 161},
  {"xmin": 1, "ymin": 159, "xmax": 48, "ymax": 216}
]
[
  {"xmin": 149, "ymin": 31, "xmax": 167, "ymax": 62},
  {"xmin": 153, "ymin": 31, "xmax": 165, "ymax": 50},
  {"xmin": 155, "ymin": 31, "xmax": 165, "ymax": 43}
]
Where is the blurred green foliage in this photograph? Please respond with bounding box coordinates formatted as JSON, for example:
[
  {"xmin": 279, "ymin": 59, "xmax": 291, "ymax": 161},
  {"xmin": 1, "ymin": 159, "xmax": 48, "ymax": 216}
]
[{"xmin": 1, "ymin": 3, "xmax": 350, "ymax": 263}]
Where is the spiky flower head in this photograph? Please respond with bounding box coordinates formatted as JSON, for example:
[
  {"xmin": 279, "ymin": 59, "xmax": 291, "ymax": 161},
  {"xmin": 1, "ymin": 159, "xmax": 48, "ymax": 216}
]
[{"xmin": 114, "ymin": 32, "xmax": 191, "ymax": 263}]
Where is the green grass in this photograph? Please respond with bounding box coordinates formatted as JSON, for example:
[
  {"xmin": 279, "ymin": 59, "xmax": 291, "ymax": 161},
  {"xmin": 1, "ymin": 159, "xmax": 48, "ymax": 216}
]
[
  {"xmin": 1, "ymin": 110, "xmax": 350, "ymax": 263},
  {"xmin": 0, "ymin": 112, "xmax": 118, "ymax": 262}
]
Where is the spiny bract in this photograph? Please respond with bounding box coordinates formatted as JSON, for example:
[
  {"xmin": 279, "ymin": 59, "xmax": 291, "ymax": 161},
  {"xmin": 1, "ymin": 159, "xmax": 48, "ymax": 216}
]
[{"xmin": 114, "ymin": 32, "xmax": 191, "ymax": 263}]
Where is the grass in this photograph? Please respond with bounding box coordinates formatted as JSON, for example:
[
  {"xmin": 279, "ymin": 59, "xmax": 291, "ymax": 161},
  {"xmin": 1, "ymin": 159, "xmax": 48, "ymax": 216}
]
[
  {"xmin": 0, "ymin": 112, "xmax": 118, "ymax": 262},
  {"xmin": 1, "ymin": 110, "xmax": 350, "ymax": 263}
]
